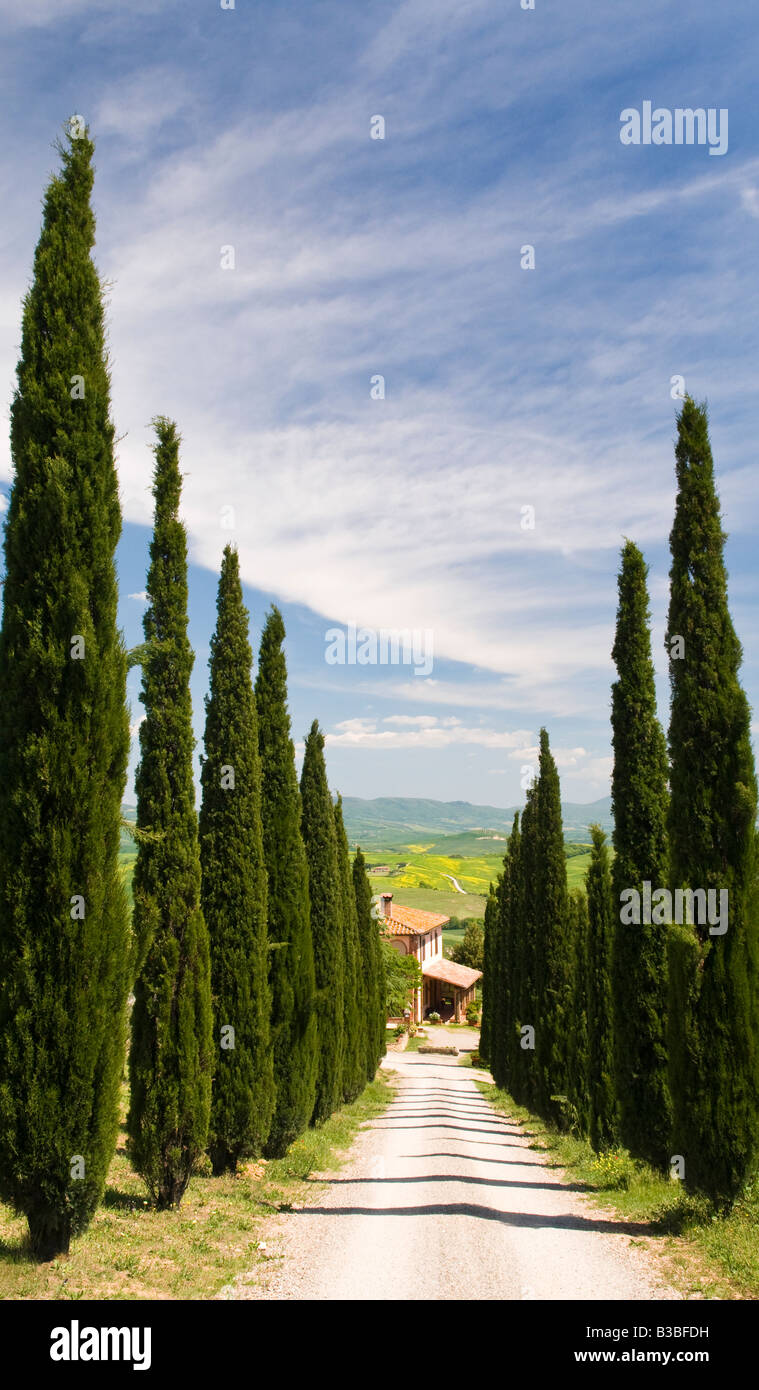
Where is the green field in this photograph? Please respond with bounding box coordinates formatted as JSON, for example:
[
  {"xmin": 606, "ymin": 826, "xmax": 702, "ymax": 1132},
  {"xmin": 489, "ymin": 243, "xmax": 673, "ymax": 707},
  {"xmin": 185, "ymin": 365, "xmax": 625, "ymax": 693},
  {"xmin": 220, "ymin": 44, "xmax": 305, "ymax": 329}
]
[
  {"xmin": 566, "ymin": 850, "xmax": 593, "ymax": 890},
  {"xmin": 117, "ymin": 810, "xmax": 597, "ymax": 925},
  {"xmin": 119, "ymin": 810, "xmax": 138, "ymax": 907},
  {"xmin": 364, "ymin": 833, "xmax": 597, "ymax": 922}
]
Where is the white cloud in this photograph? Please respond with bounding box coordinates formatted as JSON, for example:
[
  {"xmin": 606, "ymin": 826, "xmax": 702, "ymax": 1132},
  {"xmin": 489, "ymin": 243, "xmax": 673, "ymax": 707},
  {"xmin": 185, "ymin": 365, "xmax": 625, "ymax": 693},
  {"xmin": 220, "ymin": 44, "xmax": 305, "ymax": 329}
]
[
  {"xmin": 326, "ymin": 716, "xmax": 534, "ymax": 751},
  {"xmin": 128, "ymin": 590, "xmax": 149, "ymax": 602},
  {"xmin": 382, "ymin": 714, "xmax": 460, "ymax": 728}
]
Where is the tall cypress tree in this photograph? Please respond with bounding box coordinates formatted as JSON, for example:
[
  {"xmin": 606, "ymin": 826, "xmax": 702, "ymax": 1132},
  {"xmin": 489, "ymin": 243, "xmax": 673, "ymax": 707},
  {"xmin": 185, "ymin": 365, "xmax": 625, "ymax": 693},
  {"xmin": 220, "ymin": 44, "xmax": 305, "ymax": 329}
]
[
  {"xmin": 666, "ymin": 397, "xmax": 759, "ymax": 1206},
  {"xmin": 497, "ymin": 865, "xmax": 515, "ymax": 1090},
  {"xmin": 611, "ymin": 540, "xmax": 671, "ymax": 1168},
  {"xmin": 566, "ymin": 889, "xmax": 590, "ymax": 1137},
  {"xmin": 334, "ymin": 795, "xmax": 365, "ymax": 1104},
  {"xmin": 256, "ymin": 609, "xmax": 317, "ymax": 1157},
  {"xmin": 480, "ymin": 886, "xmax": 497, "ymax": 1066},
  {"xmin": 199, "ymin": 546, "xmax": 275, "ymax": 1174},
  {"xmin": 503, "ymin": 813, "xmax": 522, "ymax": 1091},
  {"xmin": 301, "ymin": 722, "xmax": 345, "ymax": 1124},
  {"xmin": 488, "ymin": 877, "xmax": 506, "ymax": 1088},
  {"xmin": 353, "ymin": 846, "xmax": 386, "ymax": 1079},
  {"xmin": 514, "ymin": 784, "xmax": 539, "ymax": 1107},
  {"xmin": 586, "ymin": 826, "xmax": 617, "ymax": 1151},
  {"xmin": 533, "ymin": 729, "xmax": 571, "ymax": 1118},
  {"xmin": 0, "ymin": 126, "xmax": 131, "ymax": 1259},
  {"xmin": 127, "ymin": 420, "xmax": 213, "ymax": 1209}
]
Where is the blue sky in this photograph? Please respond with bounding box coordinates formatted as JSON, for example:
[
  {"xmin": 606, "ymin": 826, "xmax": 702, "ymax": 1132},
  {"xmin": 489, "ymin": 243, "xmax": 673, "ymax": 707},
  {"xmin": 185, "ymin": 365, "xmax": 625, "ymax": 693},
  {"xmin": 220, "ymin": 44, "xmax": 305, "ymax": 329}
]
[{"xmin": 1, "ymin": 0, "xmax": 757, "ymax": 807}]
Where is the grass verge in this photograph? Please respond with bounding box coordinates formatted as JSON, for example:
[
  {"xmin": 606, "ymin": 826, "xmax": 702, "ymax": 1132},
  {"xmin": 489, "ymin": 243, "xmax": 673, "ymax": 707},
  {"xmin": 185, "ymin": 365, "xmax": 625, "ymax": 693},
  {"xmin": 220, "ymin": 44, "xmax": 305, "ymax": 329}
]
[
  {"xmin": 0, "ymin": 1072, "xmax": 394, "ymax": 1301},
  {"xmin": 477, "ymin": 1079, "xmax": 759, "ymax": 1301}
]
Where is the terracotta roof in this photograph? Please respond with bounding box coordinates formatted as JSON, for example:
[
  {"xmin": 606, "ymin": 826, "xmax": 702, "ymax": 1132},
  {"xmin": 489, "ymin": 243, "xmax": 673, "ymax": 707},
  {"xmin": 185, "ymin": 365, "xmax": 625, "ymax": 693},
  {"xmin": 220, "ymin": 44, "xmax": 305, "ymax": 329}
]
[
  {"xmin": 380, "ymin": 904, "xmax": 450, "ymax": 937},
  {"xmin": 421, "ymin": 957, "xmax": 482, "ymax": 989}
]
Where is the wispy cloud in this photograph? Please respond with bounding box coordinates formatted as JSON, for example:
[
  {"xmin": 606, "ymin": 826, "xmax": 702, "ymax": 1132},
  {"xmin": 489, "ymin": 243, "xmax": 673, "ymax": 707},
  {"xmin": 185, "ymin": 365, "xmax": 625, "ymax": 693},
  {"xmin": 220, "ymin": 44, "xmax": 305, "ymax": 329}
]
[
  {"xmin": 0, "ymin": 0, "xmax": 756, "ymax": 805},
  {"xmin": 326, "ymin": 716, "xmax": 534, "ymax": 751}
]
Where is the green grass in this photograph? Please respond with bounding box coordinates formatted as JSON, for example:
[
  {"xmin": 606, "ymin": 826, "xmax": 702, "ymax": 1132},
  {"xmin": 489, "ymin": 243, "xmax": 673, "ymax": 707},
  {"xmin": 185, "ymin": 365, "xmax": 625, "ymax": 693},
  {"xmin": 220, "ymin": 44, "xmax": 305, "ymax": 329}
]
[
  {"xmin": 477, "ymin": 1079, "xmax": 759, "ymax": 1300},
  {"xmin": 565, "ymin": 851, "xmax": 592, "ymax": 890},
  {"xmin": 368, "ymin": 877, "xmax": 486, "ymax": 921},
  {"xmin": 0, "ymin": 1073, "xmax": 394, "ymax": 1300},
  {"xmin": 370, "ymin": 852, "xmax": 501, "ymax": 895},
  {"xmin": 363, "ymin": 841, "xmax": 597, "ymax": 917}
]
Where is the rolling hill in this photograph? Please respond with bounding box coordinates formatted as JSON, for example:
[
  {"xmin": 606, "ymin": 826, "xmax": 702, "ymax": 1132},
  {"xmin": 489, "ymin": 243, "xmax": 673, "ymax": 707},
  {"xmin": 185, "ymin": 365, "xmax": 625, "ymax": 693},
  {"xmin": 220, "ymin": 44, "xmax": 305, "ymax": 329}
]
[{"xmin": 341, "ymin": 795, "xmax": 612, "ymax": 848}]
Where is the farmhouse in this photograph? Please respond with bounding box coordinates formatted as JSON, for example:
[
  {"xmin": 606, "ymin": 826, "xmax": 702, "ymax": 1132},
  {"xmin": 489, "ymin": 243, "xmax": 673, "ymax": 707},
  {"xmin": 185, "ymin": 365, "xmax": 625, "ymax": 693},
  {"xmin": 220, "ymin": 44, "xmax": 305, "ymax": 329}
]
[{"xmin": 378, "ymin": 892, "xmax": 481, "ymax": 1024}]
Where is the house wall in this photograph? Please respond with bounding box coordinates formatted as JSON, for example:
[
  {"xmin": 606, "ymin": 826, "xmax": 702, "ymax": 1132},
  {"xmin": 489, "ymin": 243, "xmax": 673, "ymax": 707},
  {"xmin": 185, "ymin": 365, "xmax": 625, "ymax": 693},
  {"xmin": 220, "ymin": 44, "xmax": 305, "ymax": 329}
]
[{"xmin": 385, "ymin": 924, "xmax": 446, "ymax": 1022}]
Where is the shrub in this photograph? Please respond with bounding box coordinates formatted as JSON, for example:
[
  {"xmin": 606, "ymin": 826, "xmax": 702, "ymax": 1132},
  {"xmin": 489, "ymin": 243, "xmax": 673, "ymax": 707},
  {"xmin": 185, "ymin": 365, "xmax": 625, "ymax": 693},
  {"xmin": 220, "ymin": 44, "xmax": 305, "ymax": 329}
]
[
  {"xmin": 466, "ymin": 1004, "xmax": 480, "ymax": 1026},
  {"xmin": 589, "ymin": 1150, "xmax": 637, "ymax": 1191},
  {"xmin": 428, "ymin": 1011, "xmax": 441, "ymax": 1024}
]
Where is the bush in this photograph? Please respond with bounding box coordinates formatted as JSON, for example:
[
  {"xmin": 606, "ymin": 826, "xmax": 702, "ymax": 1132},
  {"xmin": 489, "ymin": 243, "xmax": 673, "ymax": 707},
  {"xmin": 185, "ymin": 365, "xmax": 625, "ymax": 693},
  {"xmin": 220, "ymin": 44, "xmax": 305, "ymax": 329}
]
[
  {"xmin": 650, "ymin": 1189, "xmax": 714, "ymax": 1235},
  {"xmin": 393, "ymin": 1024, "xmax": 405, "ymax": 1038},
  {"xmin": 466, "ymin": 1004, "xmax": 480, "ymax": 1026},
  {"xmin": 428, "ymin": 1011, "xmax": 441, "ymax": 1024},
  {"xmin": 589, "ymin": 1150, "xmax": 637, "ymax": 1191}
]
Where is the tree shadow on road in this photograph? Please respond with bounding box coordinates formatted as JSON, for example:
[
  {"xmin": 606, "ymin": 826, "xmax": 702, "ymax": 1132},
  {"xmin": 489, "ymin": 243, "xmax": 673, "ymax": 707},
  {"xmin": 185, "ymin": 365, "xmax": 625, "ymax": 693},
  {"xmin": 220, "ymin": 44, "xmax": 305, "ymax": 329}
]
[
  {"xmin": 308, "ymin": 1172, "xmax": 592, "ymax": 1193},
  {"xmin": 288, "ymin": 1200, "xmax": 655, "ymax": 1237}
]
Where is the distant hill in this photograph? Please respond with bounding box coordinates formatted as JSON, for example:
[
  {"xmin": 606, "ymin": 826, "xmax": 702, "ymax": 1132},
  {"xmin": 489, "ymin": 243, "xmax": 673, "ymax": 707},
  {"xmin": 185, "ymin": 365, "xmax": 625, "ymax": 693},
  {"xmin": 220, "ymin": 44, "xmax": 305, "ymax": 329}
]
[{"xmin": 341, "ymin": 795, "xmax": 613, "ymax": 848}]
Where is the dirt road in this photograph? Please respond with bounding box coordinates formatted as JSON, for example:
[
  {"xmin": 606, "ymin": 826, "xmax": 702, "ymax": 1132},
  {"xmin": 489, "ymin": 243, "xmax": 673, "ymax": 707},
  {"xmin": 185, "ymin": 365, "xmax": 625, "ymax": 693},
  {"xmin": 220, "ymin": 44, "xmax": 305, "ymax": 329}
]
[{"xmin": 228, "ymin": 1032, "xmax": 679, "ymax": 1301}]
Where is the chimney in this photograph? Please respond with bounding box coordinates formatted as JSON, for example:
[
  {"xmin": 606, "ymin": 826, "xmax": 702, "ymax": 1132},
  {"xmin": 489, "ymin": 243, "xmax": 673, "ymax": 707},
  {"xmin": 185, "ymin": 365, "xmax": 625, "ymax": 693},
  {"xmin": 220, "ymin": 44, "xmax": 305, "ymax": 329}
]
[{"xmin": 380, "ymin": 892, "xmax": 393, "ymax": 918}]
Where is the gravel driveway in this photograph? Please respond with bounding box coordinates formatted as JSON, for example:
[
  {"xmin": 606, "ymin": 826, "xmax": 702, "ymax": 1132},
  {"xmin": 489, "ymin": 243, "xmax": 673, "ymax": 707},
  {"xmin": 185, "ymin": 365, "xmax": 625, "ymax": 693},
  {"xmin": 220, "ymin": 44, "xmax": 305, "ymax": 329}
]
[{"xmin": 227, "ymin": 1032, "xmax": 680, "ymax": 1301}]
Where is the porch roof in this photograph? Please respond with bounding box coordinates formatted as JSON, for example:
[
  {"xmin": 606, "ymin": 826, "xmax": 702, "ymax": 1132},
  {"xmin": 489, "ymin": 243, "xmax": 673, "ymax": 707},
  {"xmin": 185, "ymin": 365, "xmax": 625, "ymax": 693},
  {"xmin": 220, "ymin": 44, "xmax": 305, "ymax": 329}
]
[{"xmin": 422, "ymin": 957, "xmax": 482, "ymax": 989}]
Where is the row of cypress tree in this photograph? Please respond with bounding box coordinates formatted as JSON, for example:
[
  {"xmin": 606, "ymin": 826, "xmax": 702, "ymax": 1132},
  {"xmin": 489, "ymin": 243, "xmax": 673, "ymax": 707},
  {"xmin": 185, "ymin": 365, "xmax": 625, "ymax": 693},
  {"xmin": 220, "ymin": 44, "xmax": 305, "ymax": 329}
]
[
  {"xmin": 0, "ymin": 128, "xmax": 386, "ymax": 1259},
  {"xmin": 127, "ymin": 432, "xmax": 387, "ymax": 1205},
  {"xmin": 482, "ymin": 397, "xmax": 759, "ymax": 1210}
]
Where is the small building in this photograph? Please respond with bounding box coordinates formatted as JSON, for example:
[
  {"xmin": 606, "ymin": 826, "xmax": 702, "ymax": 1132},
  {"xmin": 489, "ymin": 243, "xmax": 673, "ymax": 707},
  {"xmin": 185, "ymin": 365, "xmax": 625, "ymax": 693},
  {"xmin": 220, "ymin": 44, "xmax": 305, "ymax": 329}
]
[
  {"xmin": 370, "ymin": 865, "xmax": 392, "ymax": 875},
  {"xmin": 379, "ymin": 892, "xmax": 482, "ymax": 1024}
]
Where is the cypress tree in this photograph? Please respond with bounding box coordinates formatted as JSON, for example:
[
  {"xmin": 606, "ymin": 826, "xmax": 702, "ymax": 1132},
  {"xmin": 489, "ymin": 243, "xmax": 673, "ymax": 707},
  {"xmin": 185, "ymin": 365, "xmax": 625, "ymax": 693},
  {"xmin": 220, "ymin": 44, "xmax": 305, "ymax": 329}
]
[
  {"xmin": 488, "ymin": 877, "xmax": 506, "ymax": 1088},
  {"xmin": 256, "ymin": 609, "xmax": 317, "ymax": 1157},
  {"xmin": 566, "ymin": 889, "xmax": 590, "ymax": 1137},
  {"xmin": 127, "ymin": 420, "xmax": 213, "ymax": 1208},
  {"xmin": 334, "ymin": 795, "xmax": 365, "ymax": 1103},
  {"xmin": 666, "ymin": 397, "xmax": 759, "ymax": 1206},
  {"xmin": 0, "ymin": 126, "xmax": 131, "ymax": 1259},
  {"xmin": 494, "ymin": 868, "xmax": 512, "ymax": 1090},
  {"xmin": 514, "ymin": 784, "xmax": 539, "ymax": 1107},
  {"xmin": 533, "ymin": 729, "xmax": 571, "ymax": 1118},
  {"xmin": 503, "ymin": 813, "xmax": 522, "ymax": 1091},
  {"xmin": 199, "ymin": 546, "xmax": 275, "ymax": 1174},
  {"xmin": 300, "ymin": 722, "xmax": 345, "ymax": 1123},
  {"xmin": 611, "ymin": 540, "xmax": 671, "ymax": 1168},
  {"xmin": 586, "ymin": 826, "xmax": 617, "ymax": 1150},
  {"xmin": 491, "ymin": 816, "xmax": 523, "ymax": 1093},
  {"xmin": 353, "ymin": 847, "xmax": 386, "ymax": 1079},
  {"xmin": 480, "ymin": 886, "xmax": 497, "ymax": 1066}
]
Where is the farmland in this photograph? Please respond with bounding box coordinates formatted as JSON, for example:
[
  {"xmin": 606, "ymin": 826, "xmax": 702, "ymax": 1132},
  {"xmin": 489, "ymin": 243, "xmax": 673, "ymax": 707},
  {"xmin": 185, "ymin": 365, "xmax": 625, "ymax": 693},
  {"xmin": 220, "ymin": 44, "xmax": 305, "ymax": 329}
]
[{"xmin": 117, "ymin": 807, "xmax": 598, "ymax": 929}]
